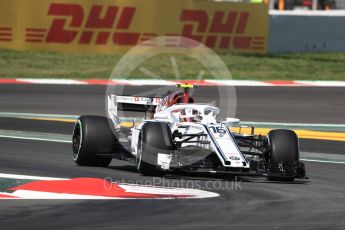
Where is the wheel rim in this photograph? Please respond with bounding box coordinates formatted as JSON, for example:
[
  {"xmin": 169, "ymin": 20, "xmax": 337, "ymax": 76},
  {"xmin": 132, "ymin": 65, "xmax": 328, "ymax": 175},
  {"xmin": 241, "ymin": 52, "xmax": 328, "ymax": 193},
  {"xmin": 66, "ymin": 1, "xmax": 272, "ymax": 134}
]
[
  {"xmin": 136, "ymin": 134, "xmax": 143, "ymax": 171},
  {"xmin": 72, "ymin": 121, "xmax": 82, "ymax": 160}
]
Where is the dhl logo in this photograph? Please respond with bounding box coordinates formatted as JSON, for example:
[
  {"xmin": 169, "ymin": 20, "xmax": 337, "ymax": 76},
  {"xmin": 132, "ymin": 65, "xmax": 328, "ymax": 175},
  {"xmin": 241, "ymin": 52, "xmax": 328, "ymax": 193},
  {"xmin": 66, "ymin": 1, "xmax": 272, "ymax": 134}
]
[
  {"xmin": 2, "ymin": 3, "xmax": 265, "ymax": 51},
  {"xmin": 180, "ymin": 10, "xmax": 265, "ymax": 50},
  {"xmin": 26, "ymin": 3, "xmax": 138, "ymax": 45},
  {"xmin": 0, "ymin": 27, "xmax": 13, "ymax": 42}
]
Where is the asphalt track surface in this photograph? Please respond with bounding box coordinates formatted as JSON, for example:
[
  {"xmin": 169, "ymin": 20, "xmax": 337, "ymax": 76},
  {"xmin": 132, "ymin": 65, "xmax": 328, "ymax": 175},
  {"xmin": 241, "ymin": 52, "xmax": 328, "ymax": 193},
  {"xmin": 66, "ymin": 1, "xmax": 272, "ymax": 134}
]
[
  {"xmin": 0, "ymin": 84, "xmax": 344, "ymax": 123},
  {"xmin": 0, "ymin": 84, "xmax": 344, "ymax": 230}
]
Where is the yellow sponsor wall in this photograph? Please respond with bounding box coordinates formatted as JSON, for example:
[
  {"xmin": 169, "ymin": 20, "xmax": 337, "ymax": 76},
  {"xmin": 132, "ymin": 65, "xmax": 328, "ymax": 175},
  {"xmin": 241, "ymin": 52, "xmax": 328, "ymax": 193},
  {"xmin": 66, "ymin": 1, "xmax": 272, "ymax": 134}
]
[{"xmin": 0, "ymin": 0, "xmax": 268, "ymax": 54}]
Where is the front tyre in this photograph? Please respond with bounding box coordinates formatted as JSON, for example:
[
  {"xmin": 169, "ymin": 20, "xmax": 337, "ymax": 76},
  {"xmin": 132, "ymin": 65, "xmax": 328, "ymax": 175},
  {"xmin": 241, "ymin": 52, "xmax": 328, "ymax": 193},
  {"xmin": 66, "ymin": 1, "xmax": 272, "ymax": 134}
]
[
  {"xmin": 267, "ymin": 129, "xmax": 300, "ymax": 182},
  {"xmin": 72, "ymin": 115, "xmax": 115, "ymax": 167},
  {"xmin": 137, "ymin": 122, "xmax": 173, "ymax": 176}
]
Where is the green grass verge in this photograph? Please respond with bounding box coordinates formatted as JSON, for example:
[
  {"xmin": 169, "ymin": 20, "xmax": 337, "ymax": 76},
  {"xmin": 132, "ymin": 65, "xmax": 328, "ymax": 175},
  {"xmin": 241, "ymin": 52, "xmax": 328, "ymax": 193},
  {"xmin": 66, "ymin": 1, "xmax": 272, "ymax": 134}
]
[{"xmin": 0, "ymin": 48, "xmax": 344, "ymax": 80}]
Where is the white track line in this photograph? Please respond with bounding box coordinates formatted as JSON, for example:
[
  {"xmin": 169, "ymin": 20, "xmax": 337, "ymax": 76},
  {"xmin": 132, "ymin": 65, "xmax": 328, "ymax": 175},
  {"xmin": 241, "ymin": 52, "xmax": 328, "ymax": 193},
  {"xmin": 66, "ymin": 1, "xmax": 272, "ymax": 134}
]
[
  {"xmin": 1, "ymin": 133, "xmax": 345, "ymax": 165},
  {"xmin": 0, "ymin": 112, "xmax": 344, "ymax": 165},
  {"xmin": 9, "ymin": 190, "xmax": 124, "ymax": 199},
  {"xmin": 0, "ymin": 112, "xmax": 79, "ymax": 119},
  {"xmin": 2, "ymin": 78, "xmax": 345, "ymax": 87},
  {"xmin": 1, "ymin": 130, "xmax": 344, "ymax": 165},
  {"xmin": 301, "ymin": 159, "xmax": 345, "ymax": 164},
  {"xmin": 0, "ymin": 173, "xmax": 68, "ymax": 180},
  {"xmin": 17, "ymin": 79, "xmax": 87, "ymax": 85},
  {"xmin": 241, "ymin": 121, "xmax": 345, "ymax": 129},
  {"xmin": 0, "ymin": 134, "xmax": 71, "ymax": 143},
  {"xmin": 1, "ymin": 112, "xmax": 344, "ymax": 129}
]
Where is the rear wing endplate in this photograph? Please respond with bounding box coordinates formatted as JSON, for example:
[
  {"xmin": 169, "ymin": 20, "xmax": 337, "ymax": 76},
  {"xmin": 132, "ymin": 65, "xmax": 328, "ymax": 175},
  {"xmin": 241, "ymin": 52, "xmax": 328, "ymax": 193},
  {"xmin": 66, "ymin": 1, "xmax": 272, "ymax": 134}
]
[{"xmin": 107, "ymin": 95, "xmax": 161, "ymax": 119}]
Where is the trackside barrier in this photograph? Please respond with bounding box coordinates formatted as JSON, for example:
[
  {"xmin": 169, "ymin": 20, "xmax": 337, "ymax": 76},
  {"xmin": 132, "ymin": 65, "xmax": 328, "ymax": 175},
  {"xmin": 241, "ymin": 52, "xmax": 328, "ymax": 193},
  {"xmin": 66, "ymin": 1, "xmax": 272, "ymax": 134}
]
[
  {"xmin": 0, "ymin": 0, "xmax": 268, "ymax": 54},
  {"xmin": 269, "ymin": 10, "xmax": 345, "ymax": 53}
]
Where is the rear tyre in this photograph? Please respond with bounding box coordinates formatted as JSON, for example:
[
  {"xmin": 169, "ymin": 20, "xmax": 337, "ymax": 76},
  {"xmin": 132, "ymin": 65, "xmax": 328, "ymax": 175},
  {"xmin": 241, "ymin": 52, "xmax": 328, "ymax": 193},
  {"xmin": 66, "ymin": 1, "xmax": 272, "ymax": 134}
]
[
  {"xmin": 137, "ymin": 122, "xmax": 173, "ymax": 176},
  {"xmin": 267, "ymin": 129, "xmax": 299, "ymax": 182},
  {"xmin": 72, "ymin": 115, "xmax": 115, "ymax": 167}
]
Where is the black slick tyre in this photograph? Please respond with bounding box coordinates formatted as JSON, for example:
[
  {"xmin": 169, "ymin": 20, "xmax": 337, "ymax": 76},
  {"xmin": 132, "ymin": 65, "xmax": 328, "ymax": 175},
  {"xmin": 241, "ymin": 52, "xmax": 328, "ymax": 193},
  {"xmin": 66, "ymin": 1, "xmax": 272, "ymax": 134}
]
[{"xmin": 72, "ymin": 115, "xmax": 115, "ymax": 167}]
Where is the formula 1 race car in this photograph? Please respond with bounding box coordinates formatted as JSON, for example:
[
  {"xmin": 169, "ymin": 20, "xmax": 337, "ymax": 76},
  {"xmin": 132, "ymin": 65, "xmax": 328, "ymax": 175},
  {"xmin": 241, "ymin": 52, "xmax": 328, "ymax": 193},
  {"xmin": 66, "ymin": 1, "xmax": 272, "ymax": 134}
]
[{"xmin": 72, "ymin": 84, "xmax": 306, "ymax": 181}]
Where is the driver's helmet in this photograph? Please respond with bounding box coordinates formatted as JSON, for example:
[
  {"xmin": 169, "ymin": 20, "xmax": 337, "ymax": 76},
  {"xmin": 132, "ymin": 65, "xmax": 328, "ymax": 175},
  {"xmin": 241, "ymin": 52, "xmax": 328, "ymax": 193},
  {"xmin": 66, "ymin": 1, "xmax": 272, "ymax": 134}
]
[{"xmin": 179, "ymin": 108, "xmax": 202, "ymax": 122}]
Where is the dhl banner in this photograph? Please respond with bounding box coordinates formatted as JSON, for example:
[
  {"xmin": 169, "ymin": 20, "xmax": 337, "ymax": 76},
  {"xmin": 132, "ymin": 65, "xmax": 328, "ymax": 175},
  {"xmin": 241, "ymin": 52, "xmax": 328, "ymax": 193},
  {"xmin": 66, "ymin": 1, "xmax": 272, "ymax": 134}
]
[{"xmin": 0, "ymin": 0, "xmax": 269, "ymax": 54}]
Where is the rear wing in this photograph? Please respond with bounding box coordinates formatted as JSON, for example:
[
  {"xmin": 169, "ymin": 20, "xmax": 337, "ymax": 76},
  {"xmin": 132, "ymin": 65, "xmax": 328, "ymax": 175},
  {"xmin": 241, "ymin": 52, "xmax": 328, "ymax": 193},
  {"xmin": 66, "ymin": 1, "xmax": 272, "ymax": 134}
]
[{"xmin": 107, "ymin": 95, "xmax": 162, "ymax": 119}]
